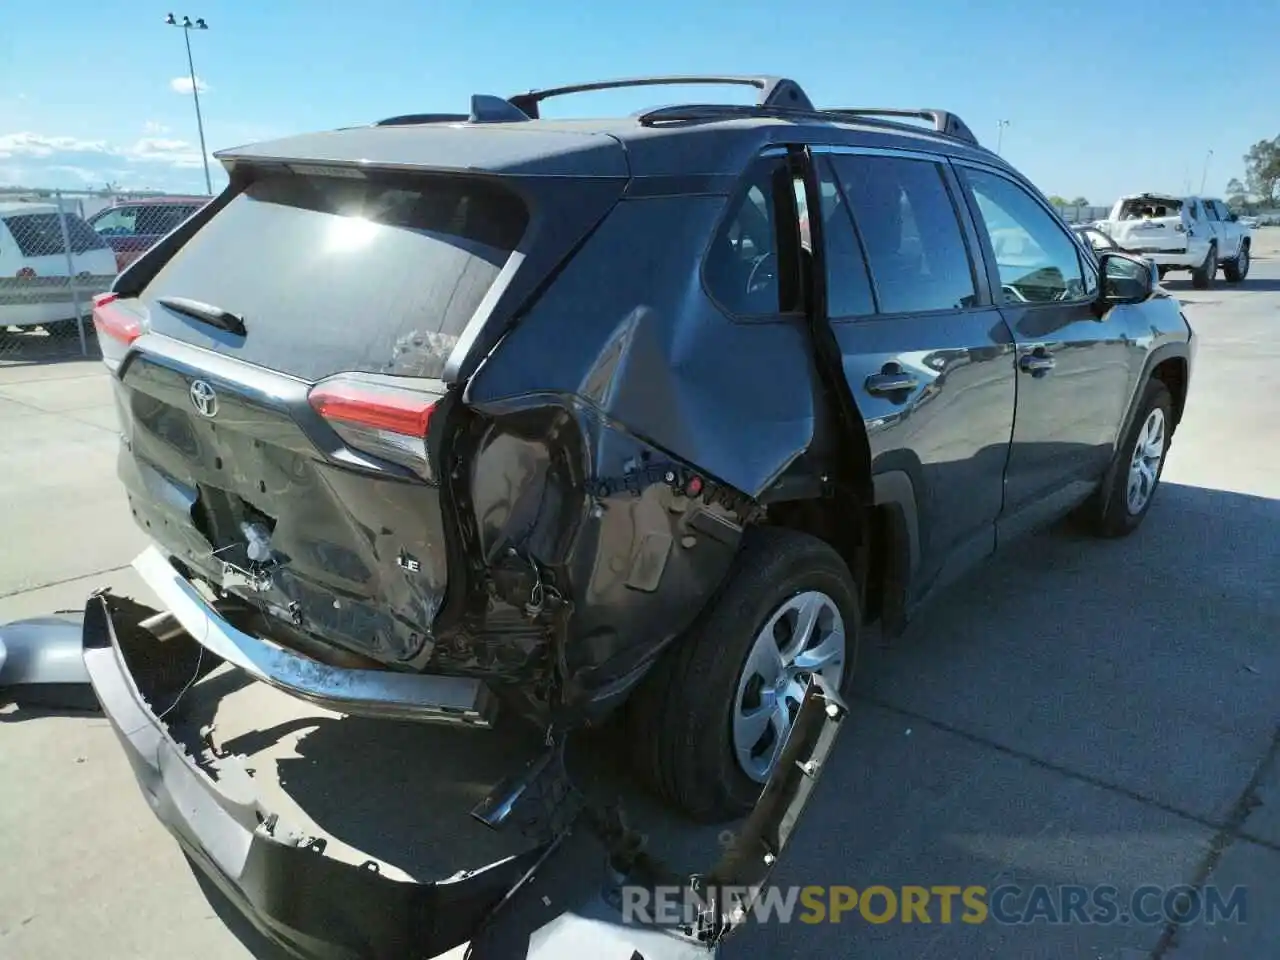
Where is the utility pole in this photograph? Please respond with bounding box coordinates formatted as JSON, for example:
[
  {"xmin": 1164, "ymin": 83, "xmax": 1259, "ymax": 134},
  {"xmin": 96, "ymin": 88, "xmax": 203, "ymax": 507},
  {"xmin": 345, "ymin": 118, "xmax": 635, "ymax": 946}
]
[
  {"xmin": 1199, "ymin": 149, "xmax": 1214, "ymax": 195},
  {"xmin": 995, "ymin": 119, "xmax": 1010, "ymax": 156},
  {"xmin": 165, "ymin": 13, "xmax": 212, "ymax": 195}
]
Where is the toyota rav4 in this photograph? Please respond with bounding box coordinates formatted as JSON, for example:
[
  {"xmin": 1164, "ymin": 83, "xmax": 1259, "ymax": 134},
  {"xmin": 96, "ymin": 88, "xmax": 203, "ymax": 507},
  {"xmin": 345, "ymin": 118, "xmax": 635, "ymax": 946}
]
[{"xmin": 87, "ymin": 77, "xmax": 1194, "ymax": 837}]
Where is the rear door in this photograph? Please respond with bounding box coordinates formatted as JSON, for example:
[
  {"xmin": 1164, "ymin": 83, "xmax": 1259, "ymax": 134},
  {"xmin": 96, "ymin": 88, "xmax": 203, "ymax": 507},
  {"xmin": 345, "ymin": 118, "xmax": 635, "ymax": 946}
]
[
  {"xmin": 1210, "ymin": 200, "xmax": 1242, "ymax": 257},
  {"xmin": 1199, "ymin": 198, "xmax": 1225, "ymax": 255},
  {"xmin": 953, "ymin": 161, "xmax": 1134, "ymax": 538},
  {"xmin": 813, "ymin": 148, "xmax": 1017, "ymax": 595}
]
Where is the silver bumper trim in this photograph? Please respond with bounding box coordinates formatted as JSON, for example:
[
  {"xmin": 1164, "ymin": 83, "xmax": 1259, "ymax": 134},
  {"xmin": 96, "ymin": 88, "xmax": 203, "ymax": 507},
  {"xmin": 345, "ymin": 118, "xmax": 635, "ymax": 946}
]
[{"xmin": 132, "ymin": 546, "xmax": 497, "ymax": 726}]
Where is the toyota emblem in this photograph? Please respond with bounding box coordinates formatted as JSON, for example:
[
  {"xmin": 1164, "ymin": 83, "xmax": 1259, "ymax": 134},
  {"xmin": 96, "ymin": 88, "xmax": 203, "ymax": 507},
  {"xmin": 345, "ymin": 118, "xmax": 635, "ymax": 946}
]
[{"xmin": 189, "ymin": 379, "xmax": 219, "ymax": 418}]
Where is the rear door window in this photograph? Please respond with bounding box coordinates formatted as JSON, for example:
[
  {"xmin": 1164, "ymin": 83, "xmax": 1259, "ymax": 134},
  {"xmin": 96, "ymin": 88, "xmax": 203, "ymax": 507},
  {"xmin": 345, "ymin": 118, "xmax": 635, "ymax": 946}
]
[
  {"xmin": 815, "ymin": 157, "xmax": 876, "ymax": 319},
  {"xmin": 142, "ymin": 171, "xmax": 528, "ymax": 381},
  {"xmin": 3, "ymin": 212, "xmax": 109, "ymax": 256},
  {"xmin": 827, "ymin": 154, "xmax": 977, "ymax": 315}
]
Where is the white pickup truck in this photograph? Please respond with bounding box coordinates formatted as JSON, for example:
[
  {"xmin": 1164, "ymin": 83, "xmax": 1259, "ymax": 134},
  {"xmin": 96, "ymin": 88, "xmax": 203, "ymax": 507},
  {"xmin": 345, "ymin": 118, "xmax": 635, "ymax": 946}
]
[{"xmin": 1096, "ymin": 193, "xmax": 1252, "ymax": 288}]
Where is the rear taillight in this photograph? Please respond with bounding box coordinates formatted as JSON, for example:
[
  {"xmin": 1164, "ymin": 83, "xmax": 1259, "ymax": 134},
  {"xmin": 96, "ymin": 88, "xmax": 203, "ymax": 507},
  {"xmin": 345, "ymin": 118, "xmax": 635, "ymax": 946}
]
[
  {"xmin": 308, "ymin": 378, "xmax": 440, "ymax": 481},
  {"xmin": 92, "ymin": 292, "xmax": 142, "ymax": 346},
  {"xmin": 15, "ymin": 266, "xmax": 36, "ymax": 279},
  {"xmin": 1175, "ymin": 223, "xmax": 1186, "ymax": 233}
]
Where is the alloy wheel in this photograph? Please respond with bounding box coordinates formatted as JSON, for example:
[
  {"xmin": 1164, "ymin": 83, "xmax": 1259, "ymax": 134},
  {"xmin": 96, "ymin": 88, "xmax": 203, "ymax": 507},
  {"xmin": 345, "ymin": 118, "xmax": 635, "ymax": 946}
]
[
  {"xmin": 732, "ymin": 590, "xmax": 846, "ymax": 783},
  {"xmin": 1126, "ymin": 407, "xmax": 1166, "ymax": 514}
]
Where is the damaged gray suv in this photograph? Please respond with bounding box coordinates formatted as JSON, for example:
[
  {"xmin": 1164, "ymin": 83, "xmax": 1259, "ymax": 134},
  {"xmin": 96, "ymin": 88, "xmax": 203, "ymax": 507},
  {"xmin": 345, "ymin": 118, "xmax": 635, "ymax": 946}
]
[{"xmin": 92, "ymin": 75, "xmax": 1193, "ymax": 826}]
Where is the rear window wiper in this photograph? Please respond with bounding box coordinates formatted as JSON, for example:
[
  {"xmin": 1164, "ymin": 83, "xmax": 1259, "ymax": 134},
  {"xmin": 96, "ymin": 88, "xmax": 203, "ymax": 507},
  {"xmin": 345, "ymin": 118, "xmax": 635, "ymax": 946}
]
[{"xmin": 155, "ymin": 296, "xmax": 246, "ymax": 337}]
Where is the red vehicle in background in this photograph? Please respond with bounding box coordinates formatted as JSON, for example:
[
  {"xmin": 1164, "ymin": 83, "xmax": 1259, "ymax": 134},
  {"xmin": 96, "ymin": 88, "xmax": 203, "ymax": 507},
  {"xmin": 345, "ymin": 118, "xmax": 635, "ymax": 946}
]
[{"xmin": 87, "ymin": 196, "xmax": 209, "ymax": 272}]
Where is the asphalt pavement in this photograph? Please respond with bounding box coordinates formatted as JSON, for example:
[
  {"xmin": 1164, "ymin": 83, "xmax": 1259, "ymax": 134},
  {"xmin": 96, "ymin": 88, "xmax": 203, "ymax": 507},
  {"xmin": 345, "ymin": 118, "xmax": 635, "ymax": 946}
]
[{"xmin": 2, "ymin": 236, "xmax": 1278, "ymax": 959}]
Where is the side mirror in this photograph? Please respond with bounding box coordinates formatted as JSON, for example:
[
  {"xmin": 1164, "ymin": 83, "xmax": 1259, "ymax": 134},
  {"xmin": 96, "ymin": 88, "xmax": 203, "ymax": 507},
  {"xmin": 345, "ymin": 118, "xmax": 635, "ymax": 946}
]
[
  {"xmin": 1228, "ymin": 213, "xmax": 1239, "ymax": 222},
  {"xmin": 1097, "ymin": 252, "xmax": 1153, "ymax": 308}
]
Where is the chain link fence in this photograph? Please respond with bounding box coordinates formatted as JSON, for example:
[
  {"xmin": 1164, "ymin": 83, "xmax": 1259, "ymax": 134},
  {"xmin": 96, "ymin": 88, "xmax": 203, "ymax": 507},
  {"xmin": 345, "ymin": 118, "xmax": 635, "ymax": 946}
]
[{"xmin": 0, "ymin": 188, "xmax": 209, "ymax": 363}]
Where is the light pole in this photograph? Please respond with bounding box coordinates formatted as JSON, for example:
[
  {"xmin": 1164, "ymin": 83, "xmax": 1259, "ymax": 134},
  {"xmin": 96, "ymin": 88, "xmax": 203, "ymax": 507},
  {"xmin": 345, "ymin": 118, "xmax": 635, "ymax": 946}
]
[
  {"xmin": 165, "ymin": 13, "xmax": 212, "ymax": 195},
  {"xmin": 995, "ymin": 119, "xmax": 1010, "ymax": 156},
  {"xmin": 1199, "ymin": 149, "xmax": 1214, "ymax": 195}
]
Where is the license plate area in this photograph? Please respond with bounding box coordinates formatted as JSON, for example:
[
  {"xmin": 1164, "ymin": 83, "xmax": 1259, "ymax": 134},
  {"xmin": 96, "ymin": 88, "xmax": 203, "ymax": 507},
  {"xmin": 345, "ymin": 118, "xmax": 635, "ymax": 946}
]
[{"xmin": 192, "ymin": 484, "xmax": 281, "ymax": 585}]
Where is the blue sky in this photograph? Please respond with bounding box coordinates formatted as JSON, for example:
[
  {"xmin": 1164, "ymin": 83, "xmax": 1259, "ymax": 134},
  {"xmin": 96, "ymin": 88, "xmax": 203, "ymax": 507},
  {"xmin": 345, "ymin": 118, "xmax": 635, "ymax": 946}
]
[{"xmin": 2, "ymin": 0, "xmax": 1278, "ymax": 202}]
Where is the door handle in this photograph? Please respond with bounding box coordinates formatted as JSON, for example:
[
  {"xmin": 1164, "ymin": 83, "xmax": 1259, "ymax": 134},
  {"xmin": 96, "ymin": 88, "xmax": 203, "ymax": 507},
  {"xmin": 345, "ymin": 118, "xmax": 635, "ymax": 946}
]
[
  {"xmin": 1018, "ymin": 352, "xmax": 1055, "ymax": 374},
  {"xmin": 865, "ymin": 369, "xmax": 920, "ymax": 395}
]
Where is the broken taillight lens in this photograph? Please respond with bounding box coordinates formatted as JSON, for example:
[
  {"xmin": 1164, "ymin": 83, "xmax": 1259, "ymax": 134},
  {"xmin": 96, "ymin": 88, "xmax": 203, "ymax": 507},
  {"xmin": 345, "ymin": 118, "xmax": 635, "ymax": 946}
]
[
  {"xmin": 92, "ymin": 292, "xmax": 143, "ymax": 346},
  {"xmin": 308, "ymin": 377, "xmax": 440, "ymax": 481}
]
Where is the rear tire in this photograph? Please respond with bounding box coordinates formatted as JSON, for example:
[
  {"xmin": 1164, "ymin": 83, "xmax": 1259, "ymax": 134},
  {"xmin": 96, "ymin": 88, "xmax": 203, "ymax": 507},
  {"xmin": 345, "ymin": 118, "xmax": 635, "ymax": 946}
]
[
  {"xmin": 1191, "ymin": 244, "xmax": 1217, "ymax": 289},
  {"xmin": 1156, "ymin": 266, "xmax": 1169, "ymax": 280},
  {"xmin": 1223, "ymin": 241, "xmax": 1250, "ymax": 283},
  {"xmin": 1083, "ymin": 380, "xmax": 1173, "ymax": 538},
  {"xmin": 627, "ymin": 526, "xmax": 860, "ymax": 823}
]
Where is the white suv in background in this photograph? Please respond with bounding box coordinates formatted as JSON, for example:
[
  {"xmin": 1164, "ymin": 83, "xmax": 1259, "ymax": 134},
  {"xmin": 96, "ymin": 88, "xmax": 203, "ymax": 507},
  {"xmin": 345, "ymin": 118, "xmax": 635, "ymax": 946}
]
[
  {"xmin": 1096, "ymin": 193, "xmax": 1251, "ymax": 288},
  {"xmin": 0, "ymin": 202, "xmax": 118, "ymax": 334}
]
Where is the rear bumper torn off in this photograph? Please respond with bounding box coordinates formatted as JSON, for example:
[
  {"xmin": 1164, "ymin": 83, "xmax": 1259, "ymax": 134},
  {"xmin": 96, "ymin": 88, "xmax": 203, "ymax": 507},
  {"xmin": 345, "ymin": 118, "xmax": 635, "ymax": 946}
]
[
  {"xmin": 80, "ymin": 591, "xmax": 540, "ymax": 960},
  {"xmin": 131, "ymin": 545, "xmax": 497, "ymax": 725}
]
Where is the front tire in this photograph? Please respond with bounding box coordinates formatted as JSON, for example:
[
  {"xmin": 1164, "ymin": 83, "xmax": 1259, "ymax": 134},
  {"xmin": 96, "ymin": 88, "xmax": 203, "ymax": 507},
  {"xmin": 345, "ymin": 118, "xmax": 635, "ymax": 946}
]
[
  {"xmin": 627, "ymin": 527, "xmax": 860, "ymax": 823},
  {"xmin": 1085, "ymin": 380, "xmax": 1173, "ymax": 538},
  {"xmin": 1191, "ymin": 244, "xmax": 1217, "ymax": 289},
  {"xmin": 1223, "ymin": 241, "xmax": 1250, "ymax": 283}
]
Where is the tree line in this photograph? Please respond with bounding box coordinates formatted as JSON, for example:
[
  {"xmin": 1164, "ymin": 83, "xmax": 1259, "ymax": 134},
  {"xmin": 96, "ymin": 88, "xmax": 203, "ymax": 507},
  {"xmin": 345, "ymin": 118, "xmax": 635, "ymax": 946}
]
[{"xmin": 1227, "ymin": 136, "xmax": 1280, "ymax": 212}]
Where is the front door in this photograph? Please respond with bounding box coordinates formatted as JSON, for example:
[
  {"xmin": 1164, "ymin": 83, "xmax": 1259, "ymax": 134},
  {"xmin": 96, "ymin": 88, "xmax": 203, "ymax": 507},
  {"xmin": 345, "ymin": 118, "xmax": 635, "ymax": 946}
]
[
  {"xmin": 952, "ymin": 162, "xmax": 1135, "ymax": 538},
  {"xmin": 813, "ymin": 149, "xmax": 1017, "ymax": 594}
]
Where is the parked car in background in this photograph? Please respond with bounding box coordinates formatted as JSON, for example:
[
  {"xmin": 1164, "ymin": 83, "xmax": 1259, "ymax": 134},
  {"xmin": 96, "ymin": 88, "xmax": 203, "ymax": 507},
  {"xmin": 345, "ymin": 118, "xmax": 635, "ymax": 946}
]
[
  {"xmin": 0, "ymin": 202, "xmax": 117, "ymax": 334},
  {"xmin": 1239, "ymin": 215, "xmax": 1260, "ymax": 230},
  {"xmin": 1095, "ymin": 193, "xmax": 1251, "ymax": 288},
  {"xmin": 88, "ymin": 196, "xmax": 208, "ymax": 271}
]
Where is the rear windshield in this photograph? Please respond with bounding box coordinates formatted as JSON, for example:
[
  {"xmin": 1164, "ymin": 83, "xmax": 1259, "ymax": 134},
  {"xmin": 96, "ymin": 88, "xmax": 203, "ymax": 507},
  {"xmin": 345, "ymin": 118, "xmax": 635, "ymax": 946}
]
[
  {"xmin": 1118, "ymin": 197, "xmax": 1182, "ymax": 220},
  {"xmin": 142, "ymin": 170, "xmax": 528, "ymax": 381},
  {"xmin": 3, "ymin": 212, "xmax": 109, "ymax": 256}
]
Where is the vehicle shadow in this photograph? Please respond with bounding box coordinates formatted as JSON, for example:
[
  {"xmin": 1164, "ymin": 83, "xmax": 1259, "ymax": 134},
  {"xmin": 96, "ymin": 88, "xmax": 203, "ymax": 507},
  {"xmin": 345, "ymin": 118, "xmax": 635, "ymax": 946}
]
[
  {"xmin": 0, "ymin": 689, "xmax": 99, "ymax": 720},
  {"xmin": 175, "ymin": 481, "xmax": 1280, "ymax": 959},
  {"xmin": 1161, "ymin": 277, "xmax": 1280, "ymax": 294},
  {"xmin": 0, "ymin": 327, "xmax": 100, "ymax": 367},
  {"xmin": 730, "ymin": 480, "xmax": 1280, "ymax": 958}
]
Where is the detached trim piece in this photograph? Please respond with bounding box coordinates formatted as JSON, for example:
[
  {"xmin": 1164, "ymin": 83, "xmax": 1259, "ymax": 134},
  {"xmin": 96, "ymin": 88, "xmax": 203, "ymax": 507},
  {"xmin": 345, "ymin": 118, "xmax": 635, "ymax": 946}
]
[{"xmin": 132, "ymin": 546, "xmax": 497, "ymax": 725}]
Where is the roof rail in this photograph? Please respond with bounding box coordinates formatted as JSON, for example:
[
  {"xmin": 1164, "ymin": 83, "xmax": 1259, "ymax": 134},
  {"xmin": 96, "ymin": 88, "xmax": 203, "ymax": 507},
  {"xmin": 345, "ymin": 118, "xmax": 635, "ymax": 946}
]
[
  {"xmin": 507, "ymin": 75, "xmax": 814, "ymax": 119},
  {"xmin": 825, "ymin": 108, "xmax": 978, "ymax": 146},
  {"xmin": 636, "ymin": 103, "xmax": 981, "ymax": 147}
]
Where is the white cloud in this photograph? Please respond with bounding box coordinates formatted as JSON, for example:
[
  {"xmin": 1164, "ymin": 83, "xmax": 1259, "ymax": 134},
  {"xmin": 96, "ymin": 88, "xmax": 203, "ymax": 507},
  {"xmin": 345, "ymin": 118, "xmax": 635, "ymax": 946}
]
[
  {"xmin": 170, "ymin": 76, "xmax": 210, "ymax": 95},
  {"xmin": 0, "ymin": 132, "xmax": 111, "ymax": 159},
  {"xmin": 143, "ymin": 120, "xmax": 171, "ymax": 135},
  {"xmin": 0, "ymin": 129, "xmax": 221, "ymax": 193}
]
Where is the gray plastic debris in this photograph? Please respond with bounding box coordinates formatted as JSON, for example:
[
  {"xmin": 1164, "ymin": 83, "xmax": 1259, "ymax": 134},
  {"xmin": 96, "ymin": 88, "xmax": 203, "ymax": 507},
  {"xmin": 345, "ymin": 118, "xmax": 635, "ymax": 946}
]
[{"xmin": 0, "ymin": 613, "xmax": 98, "ymax": 710}]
